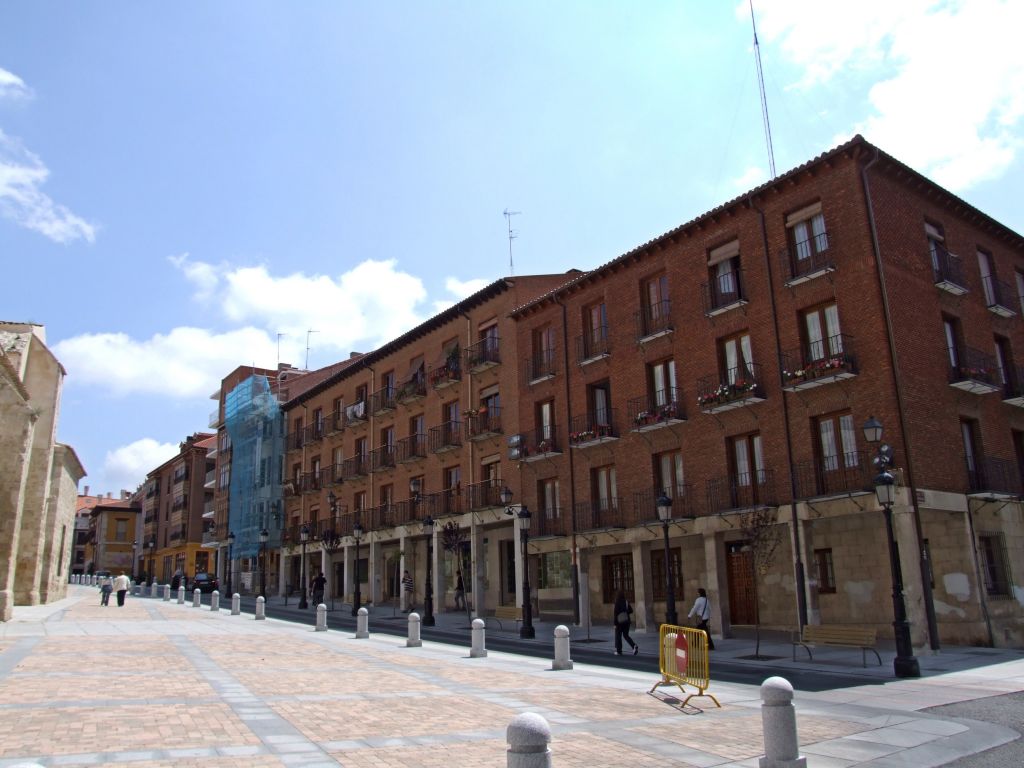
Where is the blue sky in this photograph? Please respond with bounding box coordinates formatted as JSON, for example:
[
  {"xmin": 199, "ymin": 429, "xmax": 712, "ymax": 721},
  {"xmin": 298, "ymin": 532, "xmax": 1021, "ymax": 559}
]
[{"xmin": 2, "ymin": 1, "xmax": 1023, "ymax": 494}]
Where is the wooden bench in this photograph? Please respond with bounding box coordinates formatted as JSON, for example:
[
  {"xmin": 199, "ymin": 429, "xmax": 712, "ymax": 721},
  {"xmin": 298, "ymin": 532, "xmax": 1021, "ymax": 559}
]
[
  {"xmin": 486, "ymin": 605, "xmax": 523, "ymax": 630},
  {"xmin": 793, "ymin": 625, "xmax": 881, "ymax": 667}
]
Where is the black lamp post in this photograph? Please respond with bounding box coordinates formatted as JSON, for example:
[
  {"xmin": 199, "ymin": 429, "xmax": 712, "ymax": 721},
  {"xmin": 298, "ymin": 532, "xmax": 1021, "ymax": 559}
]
[
  {"xmin": 322, "ymin": 492, "xmax": 343, "ymax": 610},
  {"xmin": 148, "ymin": 539, "xmax": 156, "ymax": 584},
  {"xmin": 351, "ymin": 517, "xmax": 364, "ymax": 616},
  {"xmin": 298, "ymin": 523, "xmax": 310, "ymax": 609},
  {"xmin": 423, "ymin": 514, "xmax": 435, "ymax": 626},
  {"xmin": 501, "ymin": 487, "xmax": 535, "ymax": 639},
  {"xmin": 863, "ymin": 416, "xmax": 920, "ymax": 679},
  {"xmin": 226, "ymin": 531, "xmax": 235, "ymax": 596},
  {"xmin": 259, "ymin": 528, "xmax": 269, "ymax": 599},
  {"xmin": 656, "ymin": 493, "xmax": 679, "ymax": 626}
]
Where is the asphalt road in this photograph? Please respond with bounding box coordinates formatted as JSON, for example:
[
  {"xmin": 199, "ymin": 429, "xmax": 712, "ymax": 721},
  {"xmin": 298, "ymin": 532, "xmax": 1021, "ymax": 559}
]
[{"xmin": 924, "ymin": 693, "xmax": 1024, "ymax": 768}]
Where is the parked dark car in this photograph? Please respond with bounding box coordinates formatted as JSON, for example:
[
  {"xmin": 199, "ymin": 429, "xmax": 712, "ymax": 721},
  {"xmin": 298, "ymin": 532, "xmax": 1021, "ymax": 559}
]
[{"xmin": 192, "ymin": 572, "xmax": 219, "ymax": 593}]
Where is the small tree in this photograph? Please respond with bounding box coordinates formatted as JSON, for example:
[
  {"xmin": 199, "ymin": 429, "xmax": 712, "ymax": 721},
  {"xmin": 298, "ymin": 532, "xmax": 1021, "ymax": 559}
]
[
  {"xmin": 441, "ymin": 521, "xmax": 470, "ymax": 618},
  {"xmin": 740, "ymin": 506, "xmax": 783, "ymax": 659}
]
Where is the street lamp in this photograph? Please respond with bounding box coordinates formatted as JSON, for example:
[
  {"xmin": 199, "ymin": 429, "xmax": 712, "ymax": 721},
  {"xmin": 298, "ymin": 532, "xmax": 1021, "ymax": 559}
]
[
  {"xmin": 322, "ymin": 492, "xmax": 343, "ymax": 610},
  {"xmin": 656, "ymin": 493, "xmax": 679, "ymax": 626},
  {"xmin": 148, "ymin": 539, "xmax": 156, "ymax": 584},
  {"xmin": 863, "ymin": 416, "xmax": 920, "ymax": 679},
  {"xmin": 298, "ymin": 523, "xmax": 310, "ymax": 609},
  {"xmin": 501, "ymin": 487, "xmax": 535, "ymax": 639},
  {"xmin": 422, "ymin": 515, "xmax": 435, "ymax": 626},
  {"xmin": 226, "ymin": 531, "xmax": 236, "ymax": 597},
  {"xmin": 259, "ymin": 528, "xmax": 269, "ymax": 599},
  {"xmin": 351, "ymin": 517, "xmax": 364, "ymax": 616}
]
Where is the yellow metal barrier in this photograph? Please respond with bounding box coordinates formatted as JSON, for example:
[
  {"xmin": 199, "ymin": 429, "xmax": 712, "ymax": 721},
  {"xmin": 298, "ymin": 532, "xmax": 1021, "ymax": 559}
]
[{"xmin": 649, "ymin": 623, "xmax": 720, "ymax": 708}]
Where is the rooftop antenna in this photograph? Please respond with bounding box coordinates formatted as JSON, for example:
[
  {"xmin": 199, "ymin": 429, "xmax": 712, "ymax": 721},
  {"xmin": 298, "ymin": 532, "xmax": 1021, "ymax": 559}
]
[
  {"xmin": 276, "ymin": 332, "xmax": 286, "ymax": 370},
  {"xmin": 503, "ymin": 208, "xmax": 520, "ymax": 276},
  {"xmin": 749, "ymin": 0, "xmax": 776, "ymax": 179},
  {"xmin": 305, "ymin": 329, "xmax": 319, "ymax": 370}
]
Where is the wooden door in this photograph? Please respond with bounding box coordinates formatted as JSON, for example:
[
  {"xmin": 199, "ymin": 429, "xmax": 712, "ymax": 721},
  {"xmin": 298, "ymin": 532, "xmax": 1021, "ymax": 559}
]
[{"xmin": 726, "ymin": 541, "xmax": 757, "ymax": 624}]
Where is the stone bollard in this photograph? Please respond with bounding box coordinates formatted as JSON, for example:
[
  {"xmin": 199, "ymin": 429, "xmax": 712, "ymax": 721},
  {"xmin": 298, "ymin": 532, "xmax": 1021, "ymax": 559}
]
[
  {"xmin": 255, "ymin": 595, "xmax": 266, "ymax": 620},
  {"xmin": 210, "ymin": 590, "xmax": 220, "ymax": 611},
  {"xmin": 506, "ymin": 712, "xmax": 551, "ymax": 768},
  {"xmin": 552, "ymin": 625, "xmax": 573, "ymax": 671},
  {"xmin": 470, "ymin": 617, "xmax": 487, "ymax": 658},
  {"xmin": 231, "ymin": 593, "xmax": 241, "ymax": 615},
  {"xmin": 316, "ymin": 603, "xmax": 327, "ymax": 631},
  {"xmin": 132, "ymin": 584, "xmax": 141, "ymax": 596},
  {"xmin": 150, "ymin": 581, "xmax": 158, "ymax": 598},
  {"xmin": 355, "ymin": 606, "xmax": 369, "ymax": 639},
  {"xmin": 177, "ymin": 586, "xmax": 185, "ymax": 604},
  {"xmin": 193, "ymin": 588, "xmax": 201, "ymax": 607},
  {"xmin": 163, "ymin": 584, "xmax": 171, "ymax": 601},
  {"xmin": 759, "ymin": 677, "xmax": 806, "ymax": 768},
  {"xmin": 407, "ymin": 612, "xmax": 422, "ymax": 647}
]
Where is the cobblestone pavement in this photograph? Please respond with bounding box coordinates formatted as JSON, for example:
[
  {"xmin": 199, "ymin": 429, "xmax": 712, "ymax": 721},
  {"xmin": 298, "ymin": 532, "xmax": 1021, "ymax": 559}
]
[{"xmin": 0, "ymin": 587, "xmax": 1021, "ymax": 767}]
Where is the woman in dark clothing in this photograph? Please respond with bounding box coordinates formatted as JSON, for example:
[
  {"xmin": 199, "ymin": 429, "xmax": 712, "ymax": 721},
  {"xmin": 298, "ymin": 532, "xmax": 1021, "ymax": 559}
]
[{"xmin": 612, "ymin": 590, "xmax": 639, "ymax": 655}]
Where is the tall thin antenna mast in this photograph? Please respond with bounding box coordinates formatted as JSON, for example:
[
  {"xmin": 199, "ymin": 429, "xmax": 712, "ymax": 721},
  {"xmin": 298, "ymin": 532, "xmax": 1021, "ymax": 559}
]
[
  {"xmin": 305, "ymin": 329, "xmax": 319, "ymax": 370},
  {"xmin": 503, "ymin": 208, "xmax": 520, "ymax": 275},
  {"xmin": 749, "ymin": 0, "xmax": 776, "ymax": 179}
]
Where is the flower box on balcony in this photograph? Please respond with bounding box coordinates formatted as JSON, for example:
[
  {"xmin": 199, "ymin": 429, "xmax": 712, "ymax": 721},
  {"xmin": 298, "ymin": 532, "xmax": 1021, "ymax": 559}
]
[
  {"xmin": 633, "ymin": 401, "xmax": 684, "ymax": 431},
  {"xmin": 569, "ymin": 424, "xmax": 615, "ymax": 447},
  {"xmin": 698, "ymin": 381, "xmax": 764, "ymax": 413},
  {"xmin": 782, "ymin": 357, "xmax": 856, "ymax": 391}
]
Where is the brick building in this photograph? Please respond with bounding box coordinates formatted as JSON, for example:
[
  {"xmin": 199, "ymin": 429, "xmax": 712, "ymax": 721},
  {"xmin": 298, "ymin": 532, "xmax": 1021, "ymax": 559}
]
[{"xmin": 86, "ymin": 496, "xmax": 140, "ymax": 575}]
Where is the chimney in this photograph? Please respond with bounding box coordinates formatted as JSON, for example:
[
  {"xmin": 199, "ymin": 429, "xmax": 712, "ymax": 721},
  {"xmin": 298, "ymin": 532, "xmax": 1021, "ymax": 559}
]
[
  {"xmin": 107, "ymin": 491, "xmax": 113, "ymax": 498},
  {"xmin": 83, "ymin": 485, "xmax": 90, "ymax": 497}
]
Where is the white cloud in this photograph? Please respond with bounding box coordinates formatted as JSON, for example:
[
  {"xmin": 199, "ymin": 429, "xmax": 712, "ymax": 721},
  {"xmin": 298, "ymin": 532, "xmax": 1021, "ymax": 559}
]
[
  {"xmin": 168, "ymin": 253, "xmax": 219, "ymax": 300},
  {"xmin": 102, "ymin": 438, "xmax": 179, "ymax": 493},
  {"xmin": 730, "ymin": 165, "xmax": 767, "ymax": 195},
  {"xmin": 0, "ymin": 129, "xmax": 96, "ymax": 243},
  {"xmin": 445, "ymin": 276, "xmax": 489, "ymax": 298},
  {"xmin": 747, "ymin": 0, "xmax": 1024, "ymax": 190},
  {"xmin": 0, "ymin": 67, "xmax": 32, "ymax": 100}
]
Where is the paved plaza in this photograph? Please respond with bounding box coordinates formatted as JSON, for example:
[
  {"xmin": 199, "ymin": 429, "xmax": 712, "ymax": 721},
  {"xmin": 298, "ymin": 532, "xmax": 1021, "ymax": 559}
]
[{"xmin": 0, "ymin": 586, "xmax": 1022, "ymax": 766}]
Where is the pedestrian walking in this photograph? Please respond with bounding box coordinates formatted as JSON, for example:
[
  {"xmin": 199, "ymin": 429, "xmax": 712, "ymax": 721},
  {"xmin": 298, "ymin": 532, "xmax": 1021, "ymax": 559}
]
[
  {"xmin": 113, "ymin": 572, "xmax": 130, "ymax": 607},
  {"xmin": 454, "ymin": 570, "xmax": 466, "ymax": 610},
  {"xmin": 311, "ymin": 571, "xmax": 327, "ymax": 606},
  {"xmin": 612, "ymin": 589, "xmax": 638, "ymax": 655},
  {"xmin": 402, "ymin": 569, "xmax": 415, "ymax": 612},
  {"xmin": 688, "ymin": 587, "xmax": 715, "ymax": 650},
  {"xmin": 98, "ymin": 575, "xmax": 113, "ymax": 606}
]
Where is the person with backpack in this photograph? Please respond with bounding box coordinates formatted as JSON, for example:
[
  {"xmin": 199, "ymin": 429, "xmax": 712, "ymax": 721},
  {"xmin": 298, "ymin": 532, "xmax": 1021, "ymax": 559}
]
[
  {"xmin": 688, "ymin": 587, "xmax": 715, "ymax": 649},
  {"xmin": 612, "ymin": 589, "xmax": 638, "ymax": 655}
]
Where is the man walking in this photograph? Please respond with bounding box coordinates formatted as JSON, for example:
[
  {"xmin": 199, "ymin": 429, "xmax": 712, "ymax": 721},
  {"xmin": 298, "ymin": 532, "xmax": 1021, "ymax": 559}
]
[
  {"xmin": 402, "ymin": 569, "xmax": 415, "ymax": 612},
  {"xmin": 311, "ymin": 571, "xmax": 327, "ymax": 606},
  {"xmin": 113, "ymin": 572, "xmax": 130, "ymax": 607}
]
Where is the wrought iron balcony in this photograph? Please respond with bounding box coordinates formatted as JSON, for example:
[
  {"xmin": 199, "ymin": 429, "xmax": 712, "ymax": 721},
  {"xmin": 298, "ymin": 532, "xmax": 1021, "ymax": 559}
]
[
  {"xmin": 428, "ymin": 358, "xmax": 461, "ymax": 389},
  {"xmin": 396, "ymin": 433, "xmax": 428, "ymax": 463},
  {"xmin": 982, "ymin": 275, "xmax": 1017, "ymax": 317},
  {"xmin": 425, "ymin": 488, "xmax": 464, "ymax": 518},
  {"xmin": 429, "ymin": 421, "xmax": 462, "ymax": 453},
  {"xmin": 779, "ymin": 231, "xmax": 834, "ymax": 286},
  {"xmin": 628, "ymin": 388, "xmax": 685, "ymax": 432},
  {"xmin": 369, "ymin": 503, "xmax": 399, "ymax": 531},
  {"xmin": 527, "ymin": 348, "xmax": 557, "ymax": 383},
  {"xmin": 931, "ymin": 244, "xmax": 968, "ymax": 295},
  {"xmin": 632, "ymin": 485, "xmax": 697, "ymax": 522},
  {"xmin": 635, "ymin": 299, "xmax": 672, "ymax": 341},
  {"xmin": 290, "ymin": 430, "xmax": 304, "ymax": 451},
  {"xmin": 466, "ymin": 407, "xmax": 502, "ymax": 440},
  {"xmin": 701, "ymin": 270, "xmax": 747, "ymax": 316},
  {"xmin": 323, "ymin": 463, "xmax": 344, "ymax": 486},
  {"xmin": 317, "ymin": 516, "xmax": 350, "ymax": 544},
  {"xmin": 369, "ymin": 445, "xmax": 396, "ymax": 473},
  {"xmin": 568, "ymin": 410, "xmax": 619, "ymax": 447},
  {"xmin": 396, "ymin": 372, "xmax": 426, "ymax": 403},
  {"xmin": 516, "ymin": 427, "xmax": 560, "ymax": 461},
  {"xmin": 967, "ymin": 456, "xmax": 1019, "ymax": 498},
  {"xmin": 706, "ymin": 468, "xmax": 777, "ymax": 514},
  {"xmin": 343, "ymin": 400, "xmax": 368, "ymax": 427},
  {"xmin": 171, "ymin": 495, "xmax": 189, "ymax": 511},
  {"xmin": 792, "ymin": 453, "xmax": 872, "ymax": 500},
  {"xmin": 534, "ymin": 507, "xmax": 568, "ymax": 537},
  {"xmin": 341, "ymin": 455, "xmax": 368, "ymax": 480},
  {"xmin": 300, "ymin": 472, "xmax": 321, "ymax": 494},
  {"xmin": 698, "ymin": 364, "xmax": 766, "ymax": 414},
  {"xmin": 1002, "ymin": 364, "xmax": 1024, "ymax": 407},
  {"xmin": 574, "ymin": 498, "xmax": 628, "ymax": 531},
  {"xmin": 465, "ymin": 336, "xmax": 500, "ymax": 372},
  {"xmin": 576, "ymin": 325, "xmax": 610, "ymax": 363},
  {"xmin": 303, "ymin": 421, "xmax": 324, "ymax": 444},
  {"xmin": 780, "ymin": 335, "xmax": 858, "ymax": 391},
  {"xmin": 466, "ymin": 478, "xmax": 502, "ymax": 510},
  {"xmin": 949, "ymin": 346, "xmax": 1001, "ymax": 394},
  {"xmin": 328, "ymin": 409, "xmax": 345, "ymax": 434},
  {"xmin": 369, "ymin": 385, "xmax": 396, "ymax": 416}
]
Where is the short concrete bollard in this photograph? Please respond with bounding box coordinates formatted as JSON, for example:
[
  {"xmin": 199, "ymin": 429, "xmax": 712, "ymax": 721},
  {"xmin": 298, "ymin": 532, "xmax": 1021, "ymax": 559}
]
[
  {"xmin": 407, "ymin": 612, "xmax": 422, "ymax": 647},
  {"xmin": 759, "ymin": 676, "xmax": 806, "ymax": 768},
  {"xmin": 355, "ymin": 606, "xmax": 369, "ymax": 638},
  {"xmin": 255, "ymin": 595, "xmax": 266, "ymax": 620},
  {"xmin": 316, "ymin": 603, "xmax": 327, "ymax": 631},
  {"xmin": 177, "ymin": 586, "xmax": 185, "ymax": 604},
  {"xmin": 507, "ymin": 712, "xmax": 551, "ymax": 768},
  {"xmin": 471, "ymin": 617, "xmax": 487, "ymax": 658},
  {"xmin": 231, "ymin": 593, "xmax": 241, "ymax": 615},
  {"xmin": 150, "ymin": 581, "xmax": 158, "ymax": 597},
  {"xmin": 193, "ymin": 588, "xmax": 201, "ymax": 607},
  {"xmin": 210, "ymin": 590, "xmax": 220, "ymax": 611},
  {"xmin": 132, "ymin": 585, "xmax": 141, "ymax": 596},
  {"xmin": 552, "ymin": 625, "xmax": 573, "ymax": 671},
  {"xmin": 162, "ymin": 584, "xmax": 171, "ymax": 601}
]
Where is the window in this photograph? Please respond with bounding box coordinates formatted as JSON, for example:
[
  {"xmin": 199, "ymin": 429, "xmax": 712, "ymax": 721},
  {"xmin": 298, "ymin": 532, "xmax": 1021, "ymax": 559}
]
[
  {"xmin": 707, "ymin": 240, "xmax": 741, "ymax": 308},
  {"xmin": 591, "ymin": 465, "xmax": 617, "ymax": 510},
  {"xmin": 444, "ymin": 465, "xmax": 461, "ymax": 490},
  {"xmin": 602, "ymin": 553, "xmax": 634, "ymax": 603},
  {"xmin": 354, "ymin": 437, "xmax": 367, "ymax": 457},
  {"xmin": 815, "ymin": 412, "xmax": 858, "ymax": 472},
  {"xmin": 787, "ymin": 204, "xmax": 829, "ymax": 264},
  {"xmin": 539, "ymin": 551, "xmax": 572, "ymax": 588},
  {"xmin": 379, "ymin": 484, "xmax": 393, "ymax": 507},
  {"xmin": 311, "ymin": 456, "xmax": 320, "ymax": 477},
  {"xmin": 312, "ymin": 407, "xmax": 323, "ymax": 436},
  {"xmin": 114, "ymin": 519, "xmax": 128, "ymax": 542},
  {"xmin": 588, "ymin": 380, "xmax": 612, "ymax": 427},
  {"xmin": 443, "ymin": 400, "xmax": 460, "ymax": 424},
  {"xmin": 655, "ymin": 450, "xmax": 685, "ymax": 497},
  {"xmin": 961, "ymin": 419, "xmax": 981, "ymax": 484},
  {"xmin": 410, "ymin": 413, "xmax": 424, "ymax": 437},
  {"xmin": 1016, "ymin": 271, "xmax": 1024, "ymax": 316},
  {"xmin": 381, "ymin": 426, "xmax": 395, "ymax": 447},
  {"xmin": 720, "ymin": 332, "xmax": 754, "ymax": 384},
  {"xmin": 943, "ymin": 316, "xmax": 962, "ymax": 369},
  {"xmin": 531, "ymin": 325, "xmax": 556, "ymax": 378},
  {"xmin": 649, "ymin": 359, "xmax": 677, "ymax": 407},
  {"xmin": 650, "ymin": 547, "xmax": 683, "ymax": 601},
  {"xmin": 978, "ymin": 249, "xmax": 997, "ymax": 307},
  {"xmin": 801, "ymin": 303, "xmax": 843, "ymax": 361},
  {"xmin": 333, "ymin": 446, "xmax": 343, "ymax": 470},
  {"xmin": 730, "ymin": 432, "xmax": 765, "ymax": 486},
  {"xmin": 537, "ymin": 400, "xmax": 555, "ymax": 442},
  {"xmin": 814, "ymin": 548, "xmax": 836, "ymax": 593},
  {"xmin": 219, "ymin": 463, "xmax": 231, "ymax": 490},
  {"xmin": 978, "ymin": 533, "xmax": 1012, "ymax": 596},
  {"xmin": 641, "ymin": 273, "xmax": 671, "ymax": 334},
  {"xmin": 926, "ymin": 222, "xmax": 947, "ymax": 274},
  {"xmin": 994, "ymin": 336, "xmax": 1013, "ymax": 387},
  {"xmin": 539, "ymin": 477, "xmax": 559, "ymax": 517},
  {"xmin": 583, "ymin": 301, "xmax": 609, "ymax": 358},
  {"xmin": 354, "ymin": 491, "xmax": 367, "ymax": 512},
  {"xmin": 355, "ymin": 384, "xmax": 368, "ymax": 404},
  {"xmin": 382, "ymin": 370, "xmax": 395, "ymax": 394}
]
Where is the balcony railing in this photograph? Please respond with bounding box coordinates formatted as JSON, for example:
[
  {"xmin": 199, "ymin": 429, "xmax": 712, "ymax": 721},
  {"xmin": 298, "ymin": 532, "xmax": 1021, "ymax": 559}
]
[
  {"xmin": 568, "ymin": 410, "xmax": 618, "ymax": 447},
  {"xmin": 428, "ymin": 357, "xmax": 461, "ymax": 389},
  {"xmin": 369, "ymin": 503, "xmax": 400, "ymax": 531},
  {"xmin": 697, "ymin": 364, "xmax": 766, "ymax": 413},
  {"xmin": 303, "ymin": 421, "xmax": 324, "ymax": 444},
  {"xmin": 425, "ymin": 489, "xmax": 464, "ymax": 518},
  {"xmin": 779, "ymin": 231, "xmax": 834, "ymax": 286},
  {"xmin": 632, "ymin": 485, "xmax": 698, "ymax": 522},
  {"xmin": 574, "ymin": 498, "xmax": 628, "ymax": 531},
  {"xmin": 396, "ymin": 433, "xmax": 428, "ymax": 463},
  {"xmin": 396, "ymin": 372, "xmax": 426, "ymax": 403},
  {"xmin": 300, "ymin": 471, "xmax": 321, "ymax": 493},
  {"xmin": 967, "ymin": 456, "xmax": 1019, "ymax": 497},
  {"xmin": 636, "ymin": 299, "xmax": 672, "ymax": 340},
  {"xmin": 527, "ymin": 348, "xmax": 556, "ymax": 383},
  {"xmin": 323, "ymin": 462, "xmax": 344, "ymax": 486},
  {"xmin": 793, "ymin": 453, "xmax": 872, "ymax": 500},
  {"xmin": 982, "ymin": 275, "xmax": 1017, "ymax": 317},
  {"xmin": 369, "ymin": 445, "xmax": 396, "ymax": 473},
  {"xmin": 171, "ymin": 496, "xmax": 189, "ymax": 511},
  {"xmin": 1002, "ymin": 364, "xmax": 1024, "ymax": 407},
  {"xmin": 208, "ymin": 408, "xmax": 221, "ymax": 429},
  {"xmin": 466, "ymin": 407, "xmax": 502, "ymax": 440},
  {"xmin": 344, "ymin": 400, "xmax": 368, "ymax": 427},
  {"xmin": 465, "ymin": 336, "xmax": 501, "ymax": 372},
  {"xmin": 534, "ymin": 507, "xmax": 567, "ymax": 537},
  {"xmin": 706, "ymin": 469, "xmax": 777, "ymax": 514},
  {"xmin": 516, "ymin": 427, "xmax": 560, "ymax": 461},
  {"xmin": 931, "ymin": 244, "xmax": 968, "ymax": 295},
  {"xmin": 701, "ymin": 270, "xmax": 747, "ymax": 316},
  {"xmin": 317, "ymin": 516, "xmax": 351, "ymax": 543},
  {"xmin": 628, "ymin": 388, "xmax": 685, "ymax": 431},
  {"xmin": 204, "ymin": 469, "xmax": 215, "ymax": 489},
  {"xmin": 949, "ymin": 346, "xmax": 1001, "ymax": 394},
  {"xmin": 466, "ymin": 478, "xmax": 502, "ymax": 510},
  {"xmin": 780, "ymin": 334, "xmax": 858, "ymax": 391},
  {"xmin": 290, "ymin": 430, "xmax": 304, "ymax": 451},
  {"xmin": 327, "ymin": 409, "xmax": 345, "ymax": 434},
  {"xmin": 341, "ymin": 455, "xmax": 368, "ymax": 480},
  {"xmin": 576, "ymin": 325, "xmax": 610, "ymax": 363},
  {"xmin": 370, "ymin": 385, "xmax": 396, "ymax": 416},
  {"xmin": 429, "ymin": 421, "xmax": 462, "ymax": 453}
]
